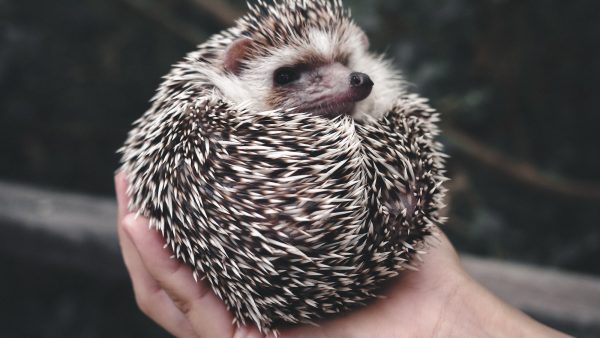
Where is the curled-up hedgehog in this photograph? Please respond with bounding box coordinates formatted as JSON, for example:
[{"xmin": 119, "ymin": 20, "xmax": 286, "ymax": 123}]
[{"xmin": 120, "ymin": 0, "xmax": 447, "ymax": 333}]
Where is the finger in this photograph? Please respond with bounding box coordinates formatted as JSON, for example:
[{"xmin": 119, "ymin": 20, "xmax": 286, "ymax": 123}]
[
  {"xmin": 114, "ymin": 171, "xmax": 129, "ymax": 220},
  {"xmin": 119, "ymin": 222, "xmax": 199, "ymax": 338},
  {"xmin": 116, "ymin": 173, "xmax": 199, "ymax": 337},
  {"xmin": 233, "ymin": 325, "xmax": 265, "ymax": 338},
  {"xmin": 123, "ymin": 214, "xmax": 237, "ymax": 338}
]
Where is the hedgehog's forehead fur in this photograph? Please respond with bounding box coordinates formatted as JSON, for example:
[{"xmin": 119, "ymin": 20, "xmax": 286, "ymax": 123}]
[
  {"xmin": 242, "ymin": 0, "xmax": 349, "ymax": 51},
  {"xmin": 188, "ymin": 0, "xmax": 403, "ymax": 121}
]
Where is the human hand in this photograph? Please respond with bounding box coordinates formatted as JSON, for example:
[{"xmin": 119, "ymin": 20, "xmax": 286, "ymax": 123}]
[{"xmin": 115, "ymin": 171, "xmax": 568, "ymax": 338}]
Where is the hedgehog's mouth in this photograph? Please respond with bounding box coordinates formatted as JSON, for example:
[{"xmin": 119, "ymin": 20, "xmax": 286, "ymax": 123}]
[
  {"xmin": 306, "ymin": 79, "xmax": 373, "ymax": 118},
  {"xmin": 306, "ymin": 101, "xmax": 356, "ymax": 118},
  {"xmin": 305, "ymin": 90, "xmax": 371, "ymax": 118}
]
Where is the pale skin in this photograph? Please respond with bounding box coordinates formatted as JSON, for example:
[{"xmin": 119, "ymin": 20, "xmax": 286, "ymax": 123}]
[{"xmin": 115, "ymin": 172, "xmax": 570, "ymax": 338}]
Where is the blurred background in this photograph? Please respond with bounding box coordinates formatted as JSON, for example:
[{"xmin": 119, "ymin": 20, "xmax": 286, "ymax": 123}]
[{"xmin": 1, "ymin": 0, "xmax": 599, "ymax": 337}]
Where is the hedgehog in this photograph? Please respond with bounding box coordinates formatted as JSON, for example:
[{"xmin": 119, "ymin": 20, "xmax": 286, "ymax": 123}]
[{"xmin": 120, "ymin": 0, "xmax": 447, "ymax": 333}]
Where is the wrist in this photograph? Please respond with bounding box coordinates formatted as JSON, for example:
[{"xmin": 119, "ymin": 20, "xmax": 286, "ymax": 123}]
[{"xmin": 436, "ymin": 270, "xmax": 570, "ymax": 338}]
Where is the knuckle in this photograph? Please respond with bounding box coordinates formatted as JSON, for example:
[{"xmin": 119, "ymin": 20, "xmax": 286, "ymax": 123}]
[
  {"xmin": 165, "ymin": 258, "xmax": 187, "ymax": 276},
  {"xmin": 134, "ymin": 293, "xmax": 153, "ymax": 316},
  {"xmin": 165, "ymin": 289, "xmax": 193, "ymax": 315}
]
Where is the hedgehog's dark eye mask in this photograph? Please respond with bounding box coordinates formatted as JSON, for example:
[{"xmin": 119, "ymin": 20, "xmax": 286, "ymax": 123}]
[{"xmin": 274, "ymin": 67, "xmax": 301, "ymax": 85}]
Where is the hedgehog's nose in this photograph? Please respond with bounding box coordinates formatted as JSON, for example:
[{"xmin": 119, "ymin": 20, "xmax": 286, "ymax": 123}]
[
  {"xmin": 349, "ymin": 72, "xmax": 373, "ymax": 102},
  {"xmin": 350, "ymin": 72, "xmax": 373, "ymax": 88}
]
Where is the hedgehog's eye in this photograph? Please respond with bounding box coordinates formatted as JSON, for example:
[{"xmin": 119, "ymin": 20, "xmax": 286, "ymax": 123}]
[{"xmin": 274, "ymin": 67, "xmax": 300, "ymax": 85}]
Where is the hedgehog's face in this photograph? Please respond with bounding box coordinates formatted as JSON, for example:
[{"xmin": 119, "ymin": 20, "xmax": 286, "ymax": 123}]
[
  {"xmin": 267, "ymin": 61, "xmax": 373, "ymax": 118},
  {"xmin": 217, "ymin": 22, "xmax": 400, "ymax": 120}
]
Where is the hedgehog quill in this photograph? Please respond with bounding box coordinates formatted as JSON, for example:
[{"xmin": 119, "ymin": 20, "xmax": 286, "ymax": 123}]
[{"xmin": 120, "ymin": 0, "xmax": 447, "ymax": 333}]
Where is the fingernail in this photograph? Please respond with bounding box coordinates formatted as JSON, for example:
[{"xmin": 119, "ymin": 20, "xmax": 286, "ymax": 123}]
[
  {"xmin": 122, "ymin": 213, "xmax": 138, "ymax": 237},
  {"xmin": 123, "ymin": 213, "xmax": 140, "ymax": 226},
  {"xmin": 233, "ymin": 326, "xmax": 250, "ymax": 338},
  {"xmin": 114, "ymin": 172, "xmax": 130, "ymax": 218}
]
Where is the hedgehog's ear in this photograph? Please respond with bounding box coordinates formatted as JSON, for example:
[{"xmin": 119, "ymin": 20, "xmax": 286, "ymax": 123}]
[{"xmin": 223, "ymin": 38, "xmax": 254, "ymax": 75}]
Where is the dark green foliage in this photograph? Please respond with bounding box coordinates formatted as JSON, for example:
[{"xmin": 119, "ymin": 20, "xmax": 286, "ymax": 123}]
[{"xmin": 0, "ymin": 254, "xmax": 169, "ymax": 338}]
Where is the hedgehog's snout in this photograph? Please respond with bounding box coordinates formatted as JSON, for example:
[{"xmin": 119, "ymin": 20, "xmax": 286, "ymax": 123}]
[{"xmin": 349, "ymin": 72, "xmax": 373, "ymax": 102}]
